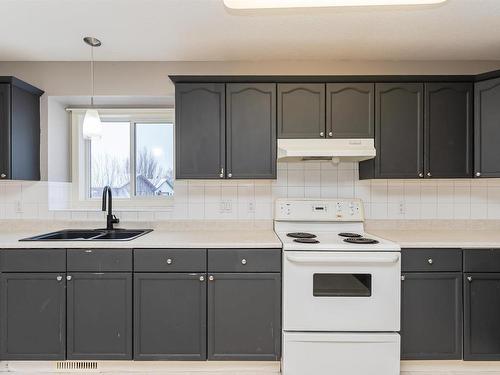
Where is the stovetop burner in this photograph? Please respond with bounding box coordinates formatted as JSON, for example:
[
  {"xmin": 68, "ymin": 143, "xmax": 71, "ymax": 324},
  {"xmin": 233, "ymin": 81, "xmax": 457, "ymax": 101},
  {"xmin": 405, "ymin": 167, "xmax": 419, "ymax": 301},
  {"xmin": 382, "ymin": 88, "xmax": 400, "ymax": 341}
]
[
  {"xmin": 293, "ymin": 238, "xmax": 320, "ymax": 244},
  {"xmin": 287, "ymin": 232, "xmax": 317, "ymax": 239},
  {"xmin": 343, "ymin": 237, "xmax": 379, "ymax": 244},
  {"xmin": 338, "ymin": 232, "xmax": 362, "ymax": 238}
]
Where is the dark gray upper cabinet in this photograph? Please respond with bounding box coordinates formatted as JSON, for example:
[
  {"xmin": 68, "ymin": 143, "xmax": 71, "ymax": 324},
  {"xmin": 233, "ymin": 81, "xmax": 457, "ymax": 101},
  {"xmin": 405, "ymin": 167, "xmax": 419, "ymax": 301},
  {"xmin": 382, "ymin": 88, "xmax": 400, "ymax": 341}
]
[
  {"xmin": 175, "ymin": 83, "xmax": 225, "ymax": 179},
  {"xmin": 208, "ymin": 273, "xmax": 281, "ymax": 361},
  {"xmin": 475, "ymin": 77, "xmax": 500, "ymax": 178},
  {"xmin": 375, "ymin": 83, "xmax": 424, "ymax": 179},
  {"xmin": 66, "ymin": 273, "xmax": 132, "ymax": 360},
  {"xmin": 401, "ymin": 272, "xmax": 463, "ymax": 360},
  {"xmin": 0, "ymin": 273, "xmax": 66, "ymax": 360},
  {"xmin": 277, "ymin": 84, "xmax": 325, "ymax": 139},
  {"xmin": 464, "ymin": 273, "xmax": 500, "ymax": 360},
  {"xmin": 0, "ymin": 78, "xmax": 43, "ymax": 181},
  {"xmin": 425, "ymin": 83, "xmax": 473, "ymax": 178},
  {"xmin": 134, "ymin": 273, "xmax": 207, "ymax": 360},
  {"xmin": 326, "ymin": 83, "xmax": 374, "ymax": 139},
  {"xmin": 226, "ymin": 83, "xmax": 277, "ymax": 179}
]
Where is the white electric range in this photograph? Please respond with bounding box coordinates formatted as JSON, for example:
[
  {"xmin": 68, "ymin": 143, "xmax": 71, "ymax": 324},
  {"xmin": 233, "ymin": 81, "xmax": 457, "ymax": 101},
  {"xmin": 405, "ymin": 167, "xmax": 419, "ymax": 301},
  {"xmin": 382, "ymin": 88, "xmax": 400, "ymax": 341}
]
[{"xmin": 275, "ymin": 199, "xmax": 401, "ymax": 375}]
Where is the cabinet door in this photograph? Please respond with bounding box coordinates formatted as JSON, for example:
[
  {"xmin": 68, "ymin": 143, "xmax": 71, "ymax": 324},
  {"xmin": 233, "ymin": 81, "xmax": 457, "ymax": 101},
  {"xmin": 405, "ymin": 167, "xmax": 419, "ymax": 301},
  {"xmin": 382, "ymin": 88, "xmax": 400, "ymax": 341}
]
[
  {"xmin": 375, "ymin": 83, "xmax": 424, "ymax": 179},
  {"xmin": 226, "ymin": 83, "xmax": 277, "ymax": 179},
  {"xmin": 425, "ymin": 82, "xmax": 473, "ymax": 178},
  {"xmin": 208, "ymin": 273, "xmax": 281, "ymax": 360},
  {"xmin": 464, "ymin": 273, "xmax": 500, "ymax": 360},
  {"xmin": 0, "ymin": 273, "xmax": 66, "ymax": 360},
  {"xmin": 401, "ymin": 273, "xmax": 462, "ymax": 360},
  {"xmin": 67, "ymin": 273, "xmax": 132, "ymax": 360},
  {"xmin": 175, "ymin": 83, "xmax": 225, "ymax": 179},
  {"xmin": 134, "ymin": 273, "xmax": 207, "ymax": 360},
  {"xmin": 0, "ymin": 83, "xmax": 11, "ymax": 180},
  {"xmin": 277, "ymin": 84, "xmax": 325, "ymax": 139},
  {"xmin": 475, "ymin": 78, "xmax": 500, "ymax": 177},
  {"xmin": 326, "ymin": 83, "xmax": 374, "ymax": 138}
]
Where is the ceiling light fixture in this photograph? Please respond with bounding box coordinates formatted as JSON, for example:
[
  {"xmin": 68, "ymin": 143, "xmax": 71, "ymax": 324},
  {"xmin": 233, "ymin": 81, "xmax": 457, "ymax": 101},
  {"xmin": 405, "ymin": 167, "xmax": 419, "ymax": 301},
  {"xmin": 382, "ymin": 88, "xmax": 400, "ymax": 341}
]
[
  {"xmin": 223, "ymin": 0, "xmax": 447, "ymax": 9},
  {"xmin": 82, "ymin": 36, "xmax": 102, "ymax": 140}
]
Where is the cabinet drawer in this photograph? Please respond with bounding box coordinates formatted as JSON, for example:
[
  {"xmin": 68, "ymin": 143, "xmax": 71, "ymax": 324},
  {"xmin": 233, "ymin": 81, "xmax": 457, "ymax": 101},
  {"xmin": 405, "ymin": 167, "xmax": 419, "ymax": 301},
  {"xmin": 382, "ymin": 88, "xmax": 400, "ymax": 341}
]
[
  {"xmin": 464, "ymin": 249, "xmax": 500, "ymax": 272},
  {"xmin": 134, "ymin": 249, "xmax": 206, "ymax": 272},
  {"xmin": 67, "ymin": 249, "xmax": 132, "ymax": 272},
  {"xmin": 208, "ymin": 249, "xmax": 281, "ymax": 273},
  {"xmin": 0, "ymin": 249, "xmax": 66, "ymax": 272},
  {"xmin": 402, "ymin": 249, "xmax": 462, "ymax": 272}
]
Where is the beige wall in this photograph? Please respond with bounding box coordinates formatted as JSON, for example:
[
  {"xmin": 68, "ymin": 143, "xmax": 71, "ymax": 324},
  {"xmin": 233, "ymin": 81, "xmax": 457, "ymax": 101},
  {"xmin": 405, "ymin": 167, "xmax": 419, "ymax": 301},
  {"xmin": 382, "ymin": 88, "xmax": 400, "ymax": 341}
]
[{"xmin": 1, "ymin": 60, "xmax": 500, "ymax": 180}]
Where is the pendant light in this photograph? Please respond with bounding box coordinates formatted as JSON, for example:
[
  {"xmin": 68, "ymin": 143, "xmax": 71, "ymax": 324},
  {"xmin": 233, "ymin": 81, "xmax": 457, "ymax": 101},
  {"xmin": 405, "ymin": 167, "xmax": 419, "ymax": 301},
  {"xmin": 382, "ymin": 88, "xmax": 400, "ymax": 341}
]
[{"xmin": 82, "ymin": 36, "xmax": 102, "ymax": 139}]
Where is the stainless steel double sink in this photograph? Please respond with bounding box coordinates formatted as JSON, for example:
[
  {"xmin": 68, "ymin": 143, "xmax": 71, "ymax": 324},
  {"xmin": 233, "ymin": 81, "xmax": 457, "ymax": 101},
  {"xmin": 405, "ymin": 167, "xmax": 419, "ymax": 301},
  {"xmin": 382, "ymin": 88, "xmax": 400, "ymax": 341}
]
[{"xmin": 20, "ymin": 229, "xmax": 153, "ymax": 242}]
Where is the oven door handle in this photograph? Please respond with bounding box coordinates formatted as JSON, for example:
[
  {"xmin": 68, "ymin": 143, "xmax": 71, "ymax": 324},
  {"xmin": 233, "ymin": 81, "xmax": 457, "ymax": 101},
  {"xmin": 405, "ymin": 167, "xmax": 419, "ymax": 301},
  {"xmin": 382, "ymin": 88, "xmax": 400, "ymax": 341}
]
[{"xmin": 285, "ymin": 254, "xmax": 400, "ymax": 264}]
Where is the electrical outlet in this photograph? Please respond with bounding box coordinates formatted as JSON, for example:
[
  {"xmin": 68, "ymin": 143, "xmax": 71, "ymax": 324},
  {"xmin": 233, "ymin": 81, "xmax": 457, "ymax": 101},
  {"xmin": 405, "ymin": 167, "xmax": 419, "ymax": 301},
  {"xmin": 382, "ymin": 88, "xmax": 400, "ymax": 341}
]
[
  {"xmin": 399, "ymin": 201, "xmax": 405, "ymax": 215},
  {"xmin": 15, "ymin": 201, "xmax": 23, "ymax": 214},
  {"xmin": 247, "ymin": 201, "xmax": 255, "ymax": 214},
  {"xmin": 219, "ymin": 201, "xmax": 233, "ymax": 213}
]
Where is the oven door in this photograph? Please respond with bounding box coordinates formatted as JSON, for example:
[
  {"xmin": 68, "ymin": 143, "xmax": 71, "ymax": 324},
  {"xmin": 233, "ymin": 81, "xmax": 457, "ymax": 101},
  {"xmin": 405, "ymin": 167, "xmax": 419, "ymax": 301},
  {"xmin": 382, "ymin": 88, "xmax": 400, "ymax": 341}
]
[{"xmin": 283, "ymin": 251, "xmax": 400, "ymax": 332}]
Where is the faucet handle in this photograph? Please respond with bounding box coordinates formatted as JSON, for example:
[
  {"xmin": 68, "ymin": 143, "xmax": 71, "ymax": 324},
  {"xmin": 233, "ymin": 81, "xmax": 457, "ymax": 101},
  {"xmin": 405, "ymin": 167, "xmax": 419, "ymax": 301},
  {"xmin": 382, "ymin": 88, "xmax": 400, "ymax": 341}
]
[{"xmin": 112, "ymin": 215, "xmax": 120, "ymax": 224}]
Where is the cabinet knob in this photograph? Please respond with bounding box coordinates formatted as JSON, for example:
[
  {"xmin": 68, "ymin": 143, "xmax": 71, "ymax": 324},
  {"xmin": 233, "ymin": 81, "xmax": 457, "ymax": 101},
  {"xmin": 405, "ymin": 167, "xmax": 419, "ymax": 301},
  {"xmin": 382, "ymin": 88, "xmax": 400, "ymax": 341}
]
[
  {"xmin": 320, "ymin": 132, "xmax": 324, "ymax": 137},
  {"xmin": 166, "ymin": 258, "xmax": 173, "ymax": 265},
  {"xmin": 418, "ymin": 172, "xmax": 423, "ymax": 178},
  {"xmin": 220, "ymin": 168, "xmax": 224, "ymax": 178},
  {"xmin": 427, "ymin": 172, "xmax": 432, "ymax": 177},
  {"xmin": 241, "ymin": 259, "xmax": 247, "ymax": 265},
  {"xmin": 56, "ymin": 276, "xmax": 63, "ymax": 282},
  {"xmin": 0, "ymin": 173, "xmax": 6, "ymax": 178},
  {"xmin": 427, "ymin": 258, "xmax": 433, "ymax": 265},
  {"xmin": 209, "ymin": 275, "xmax": 214, "ymax": 281},
  {"xmin": 66, "ymin": 275, "xmax": 72, "ymax": 281},
  {"xmin": 467, "ymin": 276, "xmax": 472, "ymax": 282},
  {"xmin": 199, "ymin": 276, "xmax": 205, "ymax": 282},
  {"xmin": 328, "ymin": 131, "xmax": 333, "ymax": 137},
  {"xmin": 476, "ymin": 172, "xmax": 481, "ymax": 177},
  {"xmin": 228, "ymin": 173, "xmax": 232, "ymax": 178},
  {"xmin": 401, "ymin": 275, "xmax": 405, "ymax": 281}
]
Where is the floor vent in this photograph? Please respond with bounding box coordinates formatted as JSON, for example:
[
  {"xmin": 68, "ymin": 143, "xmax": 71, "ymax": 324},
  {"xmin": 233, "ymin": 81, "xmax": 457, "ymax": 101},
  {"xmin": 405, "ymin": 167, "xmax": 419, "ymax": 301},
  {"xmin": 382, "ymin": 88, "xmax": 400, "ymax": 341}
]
[{"xmin": 55, "ymin": 361, "xmax": 99, "ymax": 371}]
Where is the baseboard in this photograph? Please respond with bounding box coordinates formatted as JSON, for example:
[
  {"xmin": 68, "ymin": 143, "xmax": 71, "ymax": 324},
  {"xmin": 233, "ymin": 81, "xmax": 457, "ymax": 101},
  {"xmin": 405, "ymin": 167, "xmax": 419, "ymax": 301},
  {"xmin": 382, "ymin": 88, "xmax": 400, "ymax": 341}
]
[{"xmin": 1, "ymin": 360, "xmax": 281, "ymax": 374}]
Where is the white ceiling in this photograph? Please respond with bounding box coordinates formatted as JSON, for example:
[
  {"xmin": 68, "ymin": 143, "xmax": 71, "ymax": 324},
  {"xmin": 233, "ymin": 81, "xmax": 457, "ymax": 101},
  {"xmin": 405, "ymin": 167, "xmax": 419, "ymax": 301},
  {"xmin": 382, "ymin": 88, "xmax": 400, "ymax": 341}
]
[{"xmin": 1, "ymin": 0, "xmax": 500, "ymax": 61}]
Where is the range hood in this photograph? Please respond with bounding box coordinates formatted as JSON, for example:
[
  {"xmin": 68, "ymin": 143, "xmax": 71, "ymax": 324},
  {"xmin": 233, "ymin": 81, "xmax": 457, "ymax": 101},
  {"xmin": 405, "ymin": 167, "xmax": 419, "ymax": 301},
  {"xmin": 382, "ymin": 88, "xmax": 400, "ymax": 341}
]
[{"xmin": 277, "ymin": 138, "xmax": 376, "ymax": 163}]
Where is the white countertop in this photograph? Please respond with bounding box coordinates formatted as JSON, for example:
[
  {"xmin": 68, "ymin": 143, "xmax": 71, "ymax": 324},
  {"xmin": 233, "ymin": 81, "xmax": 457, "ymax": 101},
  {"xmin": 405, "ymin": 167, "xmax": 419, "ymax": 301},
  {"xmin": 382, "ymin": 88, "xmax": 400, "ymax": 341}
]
[
  {"xmin": 0, "ymin": 229, "xmax": 282, "ymax": 249},
  {"xmin": 368, "ymin": 229, "xmax": 500, "ymax": 249}
]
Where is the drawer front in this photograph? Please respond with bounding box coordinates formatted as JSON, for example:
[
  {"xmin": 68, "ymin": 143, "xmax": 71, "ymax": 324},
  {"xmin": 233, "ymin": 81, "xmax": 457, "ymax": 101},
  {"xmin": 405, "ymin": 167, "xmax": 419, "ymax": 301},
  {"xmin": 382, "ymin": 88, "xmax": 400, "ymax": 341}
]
[
  {"xmin": 134, "ymin": 249, "xmax": 206, "ymax": 272},
  {"xmin": 464, "ymin": 249, "xmax": 500, "ymax": 272},
  {"xmin": 67, "ymin": 249, "xmax": 132, "ymax": 272},
  {"xmin": 208, "ymin": 249, "xmax": 281, "ymax": 273},
  {"xmin": 0, "ymin": 249, "xmax": 66, "ymax": 272},
  {"xmin": 402, "ymin": 249, "xmax": 462, "ymax": 272}
]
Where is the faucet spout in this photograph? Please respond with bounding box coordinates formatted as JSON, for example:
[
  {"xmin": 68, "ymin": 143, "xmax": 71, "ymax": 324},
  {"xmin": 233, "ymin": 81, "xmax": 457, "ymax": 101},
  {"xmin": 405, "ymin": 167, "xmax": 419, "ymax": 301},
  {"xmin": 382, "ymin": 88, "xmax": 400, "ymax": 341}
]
[{"xmin": 102, "ymin": 186, "xmax": 119, "ymax": 230}]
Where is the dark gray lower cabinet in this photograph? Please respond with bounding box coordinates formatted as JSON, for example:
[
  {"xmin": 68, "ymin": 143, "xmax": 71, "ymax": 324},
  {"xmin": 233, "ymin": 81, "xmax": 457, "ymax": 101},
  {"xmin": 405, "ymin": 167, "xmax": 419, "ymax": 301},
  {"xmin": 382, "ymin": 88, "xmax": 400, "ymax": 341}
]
[
  {"xmin": 208, "ymin": 273, "xmax": 281, "ymax": 360},
  {"xmin": 67, "ymin": 273, "xmax": 132, "ymax": 360},
  {"xmin": 464, "ymin": 273, "xmax": 500, "ymax": 360},
  {"xmin": 0, "ymin": 273, "xmax": 66, "ymax": 360},
  {"xmin": 401, "ymin": 272, "xmax": 462, "ymax": 360},
  {"xmin": 134, "ymin": 273, "xmax": 207, "ymax": 360}
]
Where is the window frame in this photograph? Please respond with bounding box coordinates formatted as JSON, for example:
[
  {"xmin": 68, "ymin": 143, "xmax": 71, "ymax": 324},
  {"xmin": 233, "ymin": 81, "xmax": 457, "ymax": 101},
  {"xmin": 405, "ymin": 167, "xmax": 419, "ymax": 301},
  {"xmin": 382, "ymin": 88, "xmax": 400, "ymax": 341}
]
[{"xmin": 71, "ymin": 108, "xmax": 175, "ymax": 209}]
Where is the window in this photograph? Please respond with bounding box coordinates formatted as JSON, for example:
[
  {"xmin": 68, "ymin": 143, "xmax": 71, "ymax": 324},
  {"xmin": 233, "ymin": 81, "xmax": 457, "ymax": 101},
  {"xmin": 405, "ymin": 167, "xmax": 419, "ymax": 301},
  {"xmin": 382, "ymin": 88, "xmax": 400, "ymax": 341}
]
[{"xmin": 71, "ymin": 109, "xmax": 174, "ymax": 208}]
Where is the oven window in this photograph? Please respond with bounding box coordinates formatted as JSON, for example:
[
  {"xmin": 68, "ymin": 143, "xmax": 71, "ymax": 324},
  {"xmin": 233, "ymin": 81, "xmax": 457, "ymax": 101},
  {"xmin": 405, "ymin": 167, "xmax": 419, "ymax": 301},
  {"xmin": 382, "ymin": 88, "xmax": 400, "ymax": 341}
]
[{"xmin": 313, "ymin": 274, "xmax": 372, "ymax": 297}]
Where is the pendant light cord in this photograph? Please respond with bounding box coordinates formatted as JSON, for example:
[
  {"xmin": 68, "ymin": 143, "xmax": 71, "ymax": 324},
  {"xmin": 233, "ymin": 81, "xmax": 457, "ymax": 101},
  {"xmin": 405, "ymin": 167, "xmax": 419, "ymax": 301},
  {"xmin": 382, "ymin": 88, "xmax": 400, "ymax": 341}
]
[{"xmin": 90, "ymin": 45, "xmax": 95, "ymax": 107}]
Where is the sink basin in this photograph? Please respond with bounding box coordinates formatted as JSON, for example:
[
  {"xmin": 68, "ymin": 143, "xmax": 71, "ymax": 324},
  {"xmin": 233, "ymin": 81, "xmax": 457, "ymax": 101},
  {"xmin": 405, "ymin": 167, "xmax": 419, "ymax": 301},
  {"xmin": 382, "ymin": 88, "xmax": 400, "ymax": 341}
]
[{"xmin": 20, "ymin": 229, "xmax": 153, "ymax": 242}]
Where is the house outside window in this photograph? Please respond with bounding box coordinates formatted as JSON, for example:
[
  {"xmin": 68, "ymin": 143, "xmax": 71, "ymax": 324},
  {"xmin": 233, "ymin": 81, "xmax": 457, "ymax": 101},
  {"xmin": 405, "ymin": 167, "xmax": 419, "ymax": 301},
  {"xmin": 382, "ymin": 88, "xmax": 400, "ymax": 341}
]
[{"xmin": 70, "ymin": 109, "xmax": 174, "ymax": 209}]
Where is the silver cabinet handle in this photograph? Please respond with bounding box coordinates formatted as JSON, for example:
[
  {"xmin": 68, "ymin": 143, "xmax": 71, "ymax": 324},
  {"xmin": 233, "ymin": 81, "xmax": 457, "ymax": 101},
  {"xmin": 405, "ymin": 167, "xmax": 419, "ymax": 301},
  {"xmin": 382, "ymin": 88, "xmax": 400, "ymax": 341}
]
[
  {"xmin": 241, "ymin": 259, "xmax": 247, "ymax": 265},
  {"xmin": 209, "ymin": 275, "xmax": 214, "ymax": 281},
  {"xmin": 467, "ymin": 276, "xmax": 472, "ymax": 282},
  {"xmin": 220, "ymin": 168, "xmax": 224, "ymax": 178},
  {"xmin": 418, "ymin": 173, "xmax": 423, "ymax": 178},
  {"xmin": 228, "ymin": 173, "xmax": 232, "ymax": 178},
  {"xmin": 66, "ymin": 275, "xmax": 72, "ymax": 281},
  {"xmin": 328, "ymin": 131, "xmax": 333, "ymax": 137},
  {"xmin": 476, "ymin": 172, "xmax": 481, "ymax": 177},
  {"xmin": 56, "ymin": 276, "xmax": 63, "ymax": 281},
  {"xmin": 427, "ymin": 172, "xmax": 432, "ymax": 177},
  {"xmin": 320, "ymin": 132, "xmax": 324, "ymax": 137},
  {"xmin": 166, "ymin": 258, "xmax": 173, "ymax": 265},
  {"xmin": 199, "ymin": 276, "xmax": 205, "ymax": 282},
  {"xmin": 427, "ymin": 258, "xmax": 433, "ymax": 265},
  {"xmin": 401, "ymin": 275, "xmax": 405, "ymax": 281},
  {"xmin": 0, "ymin": 173, "xmax": 6, "ymax": 178}
]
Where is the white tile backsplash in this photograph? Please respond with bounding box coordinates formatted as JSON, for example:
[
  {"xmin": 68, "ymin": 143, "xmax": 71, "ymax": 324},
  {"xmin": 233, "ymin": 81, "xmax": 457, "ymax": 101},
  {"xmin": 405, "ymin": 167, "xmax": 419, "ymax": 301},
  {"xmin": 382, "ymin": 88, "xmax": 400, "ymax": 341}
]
[{"xmin": 2, "ymin": 161, "xmax": 500, "ymax": 221}]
